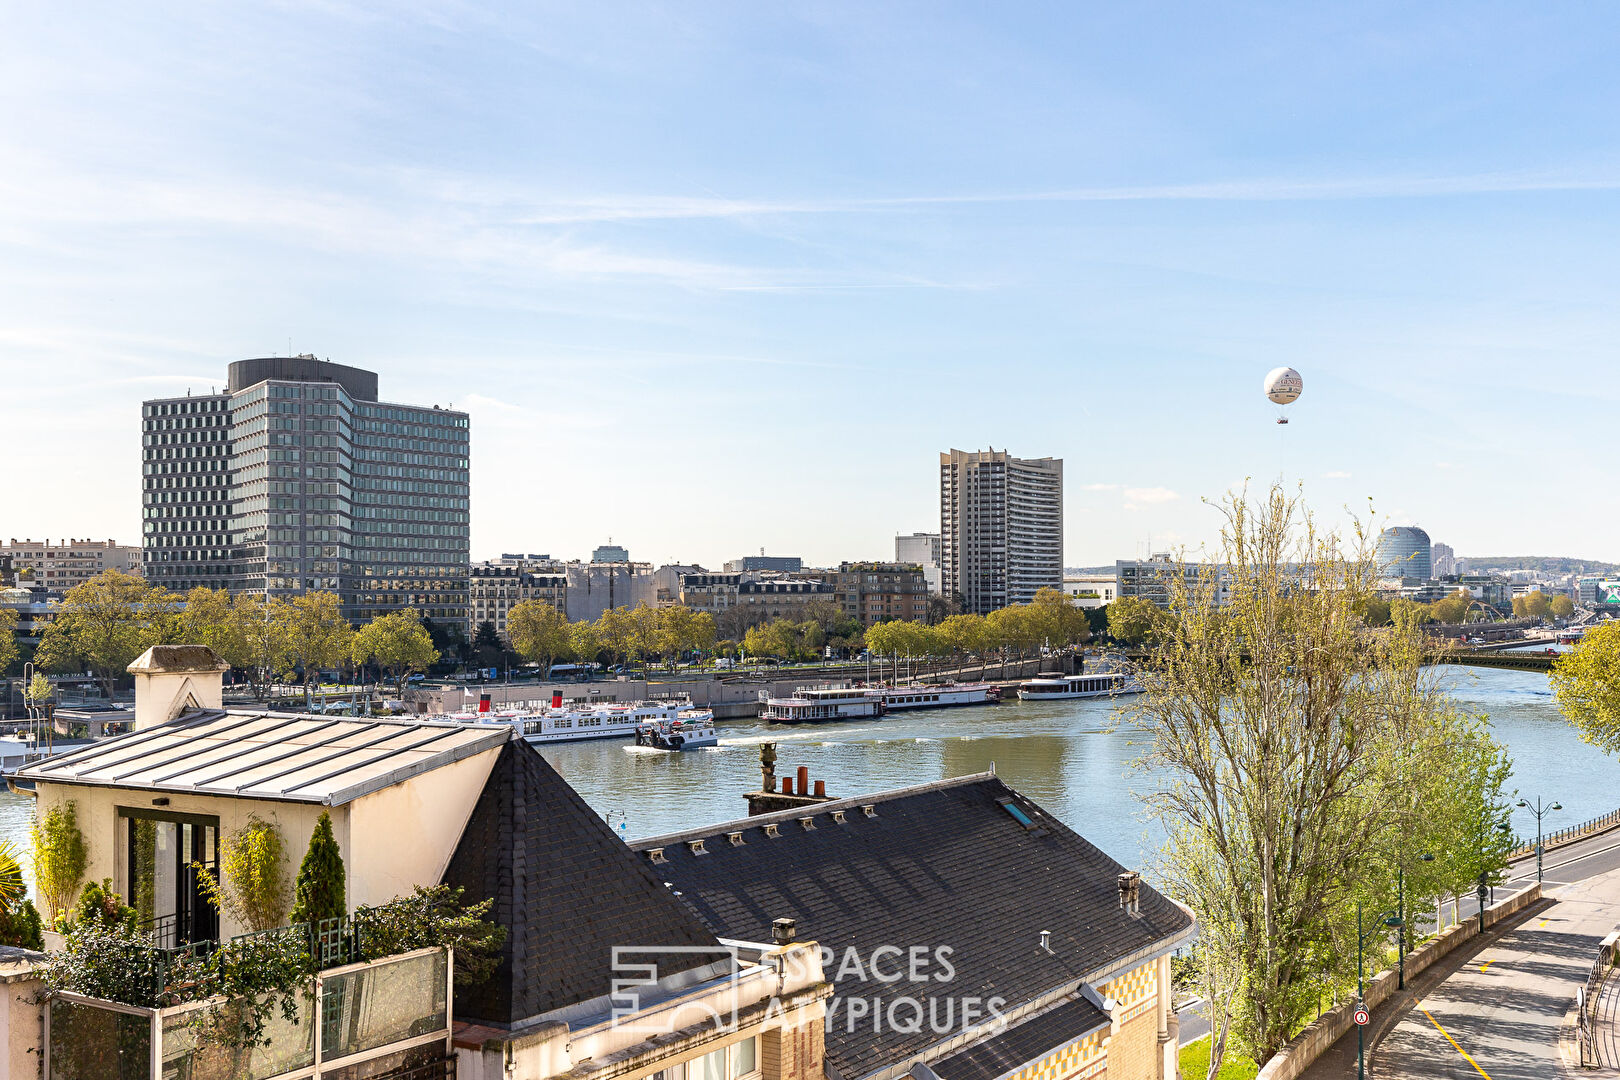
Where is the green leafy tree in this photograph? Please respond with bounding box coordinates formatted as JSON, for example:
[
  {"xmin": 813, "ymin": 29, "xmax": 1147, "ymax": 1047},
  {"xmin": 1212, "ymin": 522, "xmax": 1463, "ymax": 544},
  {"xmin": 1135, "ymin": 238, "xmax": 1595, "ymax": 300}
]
[
  {"xmin": 1551, "ymin": 620, "xmax": 1620, "ymax": 756},
  {"xmin": 655, "ymin": 605, "xmax": 717, "ymax": 668},
  {"xmin": 568, "ymin": 620, "xmax": 602, "ymax": 670},
  {"xmin": 24, "ymin": 672, "xmax": 53, "ymax": 709},
  {"xmin": 290, "ymin": 810, "xmax": 346, "ymax": 926},
  {"xmin": 0, "ymin": 605, "xmax": 17, "ymax": 675},
  {"xmin": 71, "ymin": 879, "xmax": 139, "ymax": 931},
  {"xmin": 32, "ymin": 800, "xmax": 89, "ymax": 923},
  {"xmin": 1105, "ymin": 595, "xmax": 1163, "ymax": 645},
  {"xmin": 283, "ymin": 592, "xmax": 356, "ymax": 700},
  {"xmin": 508, "ymin": 600, "xmax": 572, "ymax": 675},
  {"xmin": 1429, "ymin": 589, "xmax": 1473, "ymax": 624},
  {"xmin": 471, "ymin": 621, "xmax": 504, "ymax": 669},
  {"xmin": 924, "ymin": 593, "xmax": 961, "ymax": 626},
  {"xmin": 1027, "ymin": 587, "xmax": 1092, "ymax": 648},
  {"xmin": 34, "ymin": 570, "xmax": 181, "ymax": 697},
  {"xmin": 938, "ymin": 613, "xmax": 989, "ymax": 660},
  {"xmin": 232, "ymin": 593, "xmax": 295, "ymax": 696},
  {"xmin": 1356, "ymin": 595, "xmax": 1393, "ymax": 627},
  {"xmin": 172, "ymin": 587, "xmax": 252, "ymax": 670},
  {"xmin": 1550, "ymin": 594, "xmax": 1575, "ymax": 620},
  {"xmin": 351, "ymin": 609, "xmax": 439, "ymax": 695},
  {"xmin": 1136, "ymin": 485, "xmax": 1512, "ymax": 1069},
  {"xmin": 1511, "ymin": 590, "xmax": 1552, "ymax": 621},
  {"xmin": 593, "ymin": 606, "xmax": 638, "ymax": 669},
  {"xmin": 199, "ymin": 816, "xmax": 290, "ymax": 933},
  {"xmin": 355, "ymin": 884, "xmax": 508, "ymax": 988}
]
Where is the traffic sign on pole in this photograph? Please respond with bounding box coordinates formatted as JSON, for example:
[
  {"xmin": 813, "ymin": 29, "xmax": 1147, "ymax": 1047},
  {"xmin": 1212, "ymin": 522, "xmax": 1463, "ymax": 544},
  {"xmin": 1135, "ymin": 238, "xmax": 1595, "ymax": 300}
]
[{"xmin": 1354, "ymin": 1008, "xmax": 1370, "ymax": 1027}]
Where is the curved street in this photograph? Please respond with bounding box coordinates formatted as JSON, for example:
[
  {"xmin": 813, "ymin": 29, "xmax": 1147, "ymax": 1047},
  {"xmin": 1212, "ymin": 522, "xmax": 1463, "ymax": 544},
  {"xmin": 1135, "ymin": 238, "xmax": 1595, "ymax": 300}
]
[{"xmin": 1292, "ymin": 823, "xmax": 1620, "ymax": 1079}]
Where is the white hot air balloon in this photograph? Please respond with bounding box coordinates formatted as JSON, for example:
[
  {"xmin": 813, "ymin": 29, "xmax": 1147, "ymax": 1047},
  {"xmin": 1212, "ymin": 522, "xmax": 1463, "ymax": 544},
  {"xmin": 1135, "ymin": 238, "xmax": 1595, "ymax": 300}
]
[{"xmin": 1263, "ymin": 366, "xmax": 1303, "ymax": 424}]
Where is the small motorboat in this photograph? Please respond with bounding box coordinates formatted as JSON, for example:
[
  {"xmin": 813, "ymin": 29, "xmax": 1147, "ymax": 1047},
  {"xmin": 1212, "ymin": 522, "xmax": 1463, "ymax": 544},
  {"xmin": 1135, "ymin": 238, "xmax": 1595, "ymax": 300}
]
[{"xmin": 633, "ymin": 716, "xmax": 719, "ymax": 751}]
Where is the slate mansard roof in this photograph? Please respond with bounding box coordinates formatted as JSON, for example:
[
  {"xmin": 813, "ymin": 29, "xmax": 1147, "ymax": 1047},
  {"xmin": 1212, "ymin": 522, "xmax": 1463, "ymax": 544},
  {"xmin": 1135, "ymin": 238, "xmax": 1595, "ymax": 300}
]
[
  {"xmin": 16, "ymin": 710, "xmax": 507, "ymax": 805},
  {"xmin": 442, "ymin": 740, "xmax": 727, "ymax": 1028},
  {"xmin": 928, "ymin": 996, "xmax": 1110, "ymax": 1080},
  {"xmin": 631, "ymin": 773, "xmax": 1192, "ymax": 1080}
]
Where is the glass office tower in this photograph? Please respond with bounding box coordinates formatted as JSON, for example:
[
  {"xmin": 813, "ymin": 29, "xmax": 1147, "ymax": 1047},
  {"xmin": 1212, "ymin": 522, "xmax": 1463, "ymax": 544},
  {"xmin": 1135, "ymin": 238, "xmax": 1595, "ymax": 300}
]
[{"xmin": 143, "ymin": 356, "xmax": 469, "ymax": 623}]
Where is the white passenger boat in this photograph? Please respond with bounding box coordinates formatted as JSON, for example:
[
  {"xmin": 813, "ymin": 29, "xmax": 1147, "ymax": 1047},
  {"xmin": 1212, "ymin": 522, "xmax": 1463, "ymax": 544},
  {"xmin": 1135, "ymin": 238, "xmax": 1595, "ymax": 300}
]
[
  {"xmin": 874, "ymin": 682, "xmax": 1001, "ymax": 710},
  {"xmin": 759, "ymin": 685, "xmax": 886, "ymax": 723},
  {"xmin": 634, "ymin": 716, "xmax": 719, "ymax": 751},
  {"xmin": 436, "ymin": 700, "xmax": 714, "ymax": 744},
  {"xmin": 1016, "ymin": 673, "xmax": 1139, "ymax": 701}
]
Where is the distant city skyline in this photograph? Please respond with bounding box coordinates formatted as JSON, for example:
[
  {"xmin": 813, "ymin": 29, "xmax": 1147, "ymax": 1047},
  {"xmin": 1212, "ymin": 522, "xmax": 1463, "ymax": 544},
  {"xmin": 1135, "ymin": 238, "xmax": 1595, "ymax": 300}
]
[{"xmin": 7, "ymin": 6, "xmax": 1620, "ymax": 566}]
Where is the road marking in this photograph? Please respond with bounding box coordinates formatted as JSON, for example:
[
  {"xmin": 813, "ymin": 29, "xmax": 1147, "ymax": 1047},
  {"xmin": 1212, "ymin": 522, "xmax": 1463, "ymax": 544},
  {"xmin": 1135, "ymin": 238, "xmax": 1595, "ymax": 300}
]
[
  {"xmin": 1480, "ymin": 958, "xmax": 1494, "ymax": 970},
  {"xmin": 1421, "ymin": 1007, "xmax": 1492, "ymax": 1080},
  {"xmin": 1538, "ymin": 919, "xmax": 1549, "ymax": 928},
  {"xmin": 1536, "ymin": 838, "xmax": 1620, "ymax": 875}
]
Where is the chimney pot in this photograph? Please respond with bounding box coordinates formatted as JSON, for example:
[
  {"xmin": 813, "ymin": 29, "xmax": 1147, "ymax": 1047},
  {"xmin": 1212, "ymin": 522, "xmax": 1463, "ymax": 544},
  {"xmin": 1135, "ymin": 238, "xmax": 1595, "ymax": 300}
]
[
  {"xmin": 814, "ymin": 779, "xmax": 826, "ymax": 798},
  {"xmin": 1118, "ymin": 871, "xmax": 1141, "ymax": 915},
  {"xmin": 772, "ymin": 917, "xmax": 797, "ymax": 945},
  {"xmin": 797, "ymin": 765, "xmax": 810, "ymax": 793}
]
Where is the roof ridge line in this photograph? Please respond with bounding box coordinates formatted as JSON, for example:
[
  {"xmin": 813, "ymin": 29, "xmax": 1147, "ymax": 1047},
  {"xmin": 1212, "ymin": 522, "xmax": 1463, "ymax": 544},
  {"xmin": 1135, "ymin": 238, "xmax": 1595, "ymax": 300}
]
[{"xmin": 629, "ymin": 770, "xmax": 999, "ymax": 849}]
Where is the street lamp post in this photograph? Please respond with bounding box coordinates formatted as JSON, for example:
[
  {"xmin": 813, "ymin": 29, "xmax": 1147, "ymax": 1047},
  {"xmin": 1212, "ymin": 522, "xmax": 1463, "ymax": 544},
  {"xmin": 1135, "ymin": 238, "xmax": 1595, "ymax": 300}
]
[
  {"xmin": 1357, "ymin": 901, "xmax": 1403, "ymax": 1080},
  {"xmin": 1397, "ymin": 853, "xmax": 1435, "ymax": 989},
  {"xmin": 1517, "ymin": 795, "xmax": 1563, "ymax": 883}
]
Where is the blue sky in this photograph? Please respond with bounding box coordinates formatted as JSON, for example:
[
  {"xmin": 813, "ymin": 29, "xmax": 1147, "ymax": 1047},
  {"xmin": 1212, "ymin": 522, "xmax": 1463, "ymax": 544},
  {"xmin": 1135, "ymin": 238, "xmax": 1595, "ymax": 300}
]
[{"xmin": 4, "ymin": 3, "xmax": 1620, "ymax": 567}]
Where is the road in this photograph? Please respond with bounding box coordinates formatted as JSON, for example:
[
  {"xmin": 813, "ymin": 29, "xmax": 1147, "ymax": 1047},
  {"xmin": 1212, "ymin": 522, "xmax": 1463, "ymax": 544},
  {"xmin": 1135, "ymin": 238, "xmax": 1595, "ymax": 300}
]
[
  {"xmin": 1374, "ymin": 864, "xmax": 1619, "ymax": 1078},
  {"xmin": 1286, "ymin": 822, "xmax": 1620, "ymax": 1079},
  {"xmin": 1439, "ymin": 827, "xmax": 1620, "ymax": 930},
  {"xmin": 1174, "ymin": 829, "xmax": 1620, "ymax": 1054}
]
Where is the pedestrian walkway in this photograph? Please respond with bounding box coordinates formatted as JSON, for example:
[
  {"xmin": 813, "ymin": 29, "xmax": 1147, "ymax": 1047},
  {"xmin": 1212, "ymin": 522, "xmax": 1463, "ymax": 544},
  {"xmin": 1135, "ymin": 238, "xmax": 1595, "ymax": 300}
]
[{"xmin": 1373, "ymin": 865, "xmax": 1620, "ymax": 1079}]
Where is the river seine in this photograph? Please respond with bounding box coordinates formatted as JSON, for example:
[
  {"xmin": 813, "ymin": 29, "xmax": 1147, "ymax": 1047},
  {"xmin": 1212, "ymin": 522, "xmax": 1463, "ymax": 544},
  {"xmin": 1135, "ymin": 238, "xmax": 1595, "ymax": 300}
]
[{"xmin": 2, "ymin": 665, "xmax": 1616, "ymax": 884}]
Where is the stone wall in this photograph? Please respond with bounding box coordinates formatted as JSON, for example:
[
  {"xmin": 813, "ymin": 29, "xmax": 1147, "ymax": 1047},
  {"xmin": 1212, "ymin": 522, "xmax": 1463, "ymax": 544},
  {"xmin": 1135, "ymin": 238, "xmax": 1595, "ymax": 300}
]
[{"xmin": 1253, "ymin": 883, "xmax": 1543, "ymax": 1080}]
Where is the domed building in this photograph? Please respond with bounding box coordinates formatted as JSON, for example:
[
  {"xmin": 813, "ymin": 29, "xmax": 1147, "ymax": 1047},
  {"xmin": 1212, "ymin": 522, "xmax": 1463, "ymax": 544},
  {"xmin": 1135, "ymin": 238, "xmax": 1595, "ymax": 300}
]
[{"xmin": 1376, "ymin": 526, "xmax": 1432, "ymax": 580}]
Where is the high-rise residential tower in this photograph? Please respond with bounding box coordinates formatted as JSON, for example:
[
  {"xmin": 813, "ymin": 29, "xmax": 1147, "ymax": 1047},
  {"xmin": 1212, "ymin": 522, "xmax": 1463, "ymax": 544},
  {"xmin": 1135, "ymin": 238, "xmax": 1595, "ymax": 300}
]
[
  {"xmin": 1431, "ymin": 541, "xmax": 1456, "ymax": 578},
  {"xmin": 894, "ymin": 531, "xmax": 942, "ymax": 595},
  {"xmin": 142, "ymin": 356, "xmax": 470, "ymax": 623},
  {"xmin": 938, "ymin": 449, "xmax": 1063, "ymax": 615}
]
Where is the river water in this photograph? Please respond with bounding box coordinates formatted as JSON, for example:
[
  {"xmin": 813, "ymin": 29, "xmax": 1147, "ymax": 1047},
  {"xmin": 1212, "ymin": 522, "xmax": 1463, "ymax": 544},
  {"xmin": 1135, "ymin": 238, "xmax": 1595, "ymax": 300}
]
[{"xmin": 3, "ymin": 666, "xmax": 1616, "ymax": 883}]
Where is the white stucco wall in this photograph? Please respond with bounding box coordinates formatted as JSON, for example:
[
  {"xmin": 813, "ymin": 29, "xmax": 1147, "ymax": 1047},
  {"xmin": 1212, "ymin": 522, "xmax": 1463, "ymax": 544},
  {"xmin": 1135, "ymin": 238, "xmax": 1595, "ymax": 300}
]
[
  {"xmin": 31, "ymin": 741, "xmax": 499, "ymax": 935},
  {"xmin": 347, "ymin": 747, "xmax": 501, "ymax": 905}
]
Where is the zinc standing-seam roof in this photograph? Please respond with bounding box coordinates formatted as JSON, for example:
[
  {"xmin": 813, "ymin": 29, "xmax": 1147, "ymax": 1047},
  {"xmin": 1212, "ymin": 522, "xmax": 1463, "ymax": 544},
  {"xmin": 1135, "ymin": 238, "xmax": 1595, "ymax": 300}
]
[{"xmin": 15, "ymin": 709, "xmax": 510, "ymax": 805}]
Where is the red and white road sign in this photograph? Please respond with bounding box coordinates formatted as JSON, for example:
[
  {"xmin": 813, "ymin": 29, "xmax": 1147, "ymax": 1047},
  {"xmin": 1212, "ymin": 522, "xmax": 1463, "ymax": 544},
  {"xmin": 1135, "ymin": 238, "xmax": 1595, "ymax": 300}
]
[{"xmin": 1353, "ymin": 1008, "xmax": 1370, "ymax": 1026}]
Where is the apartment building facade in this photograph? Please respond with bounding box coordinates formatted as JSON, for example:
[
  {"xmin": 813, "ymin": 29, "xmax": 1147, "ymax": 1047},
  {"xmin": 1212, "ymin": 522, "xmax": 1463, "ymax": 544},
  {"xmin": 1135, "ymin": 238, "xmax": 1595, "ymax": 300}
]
[
  {"xmin": 142, "ymin": 356, "xmax": 470, "ymax": 623},
  {"xmin": 1116, "ymin": 557, "xmax": 1232, "ymax": 609},
  {"xmin": 939, "ymin": 449, "xmax": 1063, "ymax": 615},
  {"xmin": 1, "ymin": 538, "xmax": 141, "ymax": 589},
  {"xmin": 815, "ymin": 561, "xmax": 929, "ymax": 627},
  {"xmin": 469, "ymin": 562, "xmax": 567, "ymax": 638}
]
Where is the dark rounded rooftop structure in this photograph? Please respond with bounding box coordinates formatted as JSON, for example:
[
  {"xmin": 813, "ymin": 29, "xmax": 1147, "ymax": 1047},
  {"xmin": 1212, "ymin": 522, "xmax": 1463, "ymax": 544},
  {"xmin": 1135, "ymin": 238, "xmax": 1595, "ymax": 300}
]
[{"xmin": 227, "ymin": 356, "xmax": 378, "ymax": 401}]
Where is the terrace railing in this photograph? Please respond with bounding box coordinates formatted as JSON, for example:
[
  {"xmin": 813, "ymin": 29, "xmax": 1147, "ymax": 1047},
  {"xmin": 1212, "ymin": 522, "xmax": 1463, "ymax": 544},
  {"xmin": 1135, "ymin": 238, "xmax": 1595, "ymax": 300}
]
[{"xmin": 45, "ymin": 945, "xmax": 453, "ymax": 1080}]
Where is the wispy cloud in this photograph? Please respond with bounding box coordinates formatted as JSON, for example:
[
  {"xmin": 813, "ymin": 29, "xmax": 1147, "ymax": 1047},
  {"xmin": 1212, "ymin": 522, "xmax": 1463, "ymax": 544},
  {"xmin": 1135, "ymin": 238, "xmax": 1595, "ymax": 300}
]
[
  {"xmin": 395, "ymin": 167, "xmax": 1620, "ymax": 227},
  {"xmin": 1081, "ymin": 482, "xmax": 1121, "ymax": 492},
  {"xmin": 1124, "ymin": 487, "xmax": 1180, "ymax": 505},
  {"xmin": 1323, "ymin": 470, "xmax": 1353, "ymax": 479}
]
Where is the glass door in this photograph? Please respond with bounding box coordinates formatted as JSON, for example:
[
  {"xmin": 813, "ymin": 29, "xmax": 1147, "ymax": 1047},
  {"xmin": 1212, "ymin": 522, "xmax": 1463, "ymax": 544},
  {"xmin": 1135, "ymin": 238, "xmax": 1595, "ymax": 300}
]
[{"xmin": 123, "ymin": 810, "xmax": 220, "ymax": 947}]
